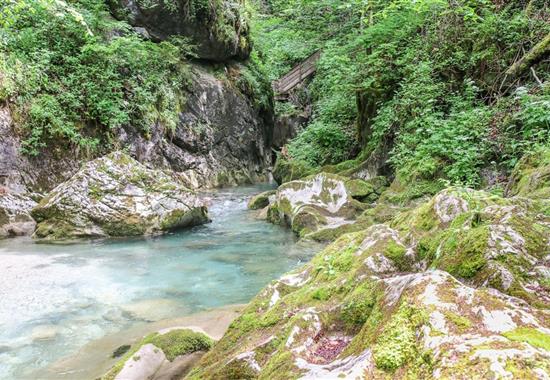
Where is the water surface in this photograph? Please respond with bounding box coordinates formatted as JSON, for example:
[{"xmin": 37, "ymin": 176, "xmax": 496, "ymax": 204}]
[{"xmin": 0, "ymin": 185, "xmax": 320, "ymax": 379}]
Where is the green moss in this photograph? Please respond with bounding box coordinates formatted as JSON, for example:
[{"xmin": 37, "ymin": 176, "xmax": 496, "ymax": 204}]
[
  {"xmin": 248, "ymin": 190, "xmax": 275, "ymax": 210},
  {"xmin": 503, "ymin": 327, "xmax": 550, "ymax": 351},
  {"xmin": 344, "ymin": 178, "xmax": 376, "ymax": 201},
  {"xmin": 305, "ymin": 221, "xmax": 370, "ymax": 243},
  {"xmin": 147, "ymin": 329, "xmax": 213, "ymax": 361},
  {"xmin": 341, "ymin": 282, "xmax": 379, "ymax": 330},
  {"xmin": 101, "ymin": 216, "xmax": 147, "ymax": 236},
  {"xmin": 321, "ymin": 159, "xmax": 360, "ymax": 174},
  {"xmin": 507, "ymin": 148, "xmax": 550, "ymax": 199},
  {"xmin": 383, "ymin": 177, "xmax": 445, "ymax": 205},
  {"xmin": 102, "ymin": 329, "xmax": 213, "ymax": 380},
  {"xmin": 442, "ymin": 310, "xmax": 472, "ymax": 333},
  {"xmin": 437, "ymin": 226, "xmax": 489, "ymax": 279},
  {"xmin": 273, "ymin": 156, "xmax": 315, "ymax": 184},
  {"xmin": 266, "ymin": 203, "xmax": 283, "ymax": 225},
  {"xmin": 291, "ymin": 207, "xmax": 325, "ymax": 236},
  {"xmin": 88, "ymin": 184, "xmax": 103, "ymax": 200},
  {"xmin": 373, "ymin": 303, "xmax": 428, "ymax": 372},
  {"xmin": 112, "ymin": 344, "xmax": 131, "ymax": 358},
  {"xmin": 260, "ymin": 351, "xmax": 301, "ymax": 380},
  {"xmin": 383, "ymin": 240, "xmax": 408, "ymax": 271},
  {"xmin": 311, "ymin": 287, "xmax": 332, "ymax": 301},
  {"xmin": 159, "ymin": 207, "xmax": 208, "ymax": 231}
]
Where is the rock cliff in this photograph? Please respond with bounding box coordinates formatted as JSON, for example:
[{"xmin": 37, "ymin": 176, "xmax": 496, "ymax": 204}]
[{"xmin": 0, "ymin": 63, "xmax": 273, "ymax": 193}]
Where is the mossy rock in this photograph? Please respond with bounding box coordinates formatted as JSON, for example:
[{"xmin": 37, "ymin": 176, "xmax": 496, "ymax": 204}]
[
  {"xmin": 268, "ymin": 172, "xmax": 372, "ymax": 241},
  {"xmin": 272, "ymin": 156, "xmax": 316, "ymax": 184},
  {"xmin": 32, "ymin": 152, "xmax": 209, "ymax": 240},
  {"xmin": 102, "ymin": 328, "xmax": 213, "ymax": 380},
  {"xmin": 507, "ymin": 148, "xmax": 550, "ymax": 199},
  {"xmin": 248, "ymin": 190, "xmax": 276, "ymax": 210}
]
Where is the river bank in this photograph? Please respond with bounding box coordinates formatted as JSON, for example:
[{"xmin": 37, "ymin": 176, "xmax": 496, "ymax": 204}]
[
  {"xmin": 0, "ymin": 185, "xmax": 322, "ymax": 379},
  {"xmin": 38, "ymin": 304, "xmax": 244, "ymax": 380}
]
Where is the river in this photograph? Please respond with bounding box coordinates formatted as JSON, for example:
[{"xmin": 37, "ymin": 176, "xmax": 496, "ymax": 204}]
[{"xmin": 0, "ymin": 184, "xmax": 321, "ymax": 379}]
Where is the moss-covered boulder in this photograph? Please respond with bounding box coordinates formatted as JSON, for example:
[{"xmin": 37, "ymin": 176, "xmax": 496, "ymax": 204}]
[
  {"xmin": 272, "ymin": 156, "xmax": 316, "ymax": 185},
  {"xmin": 248, "ymin": 190, "xmax": 276, "ymax": 210},
  {"xmin": 0, "ymin": 193, "xmax": 37, "ymax": 238},
  {"xmin": 187, "ymin": 225, "xmax": 550, "ymax": 379},
  {"xmin": 392, "ymin": 187, "xmax": 550, "ymax": 307},
  {"xmin": 267, "ymin": 173, "xmax": 383, "ymax": 241},
  {"xmin": 507, "ymin": 148, "xmax": 550, "ymax": 199},
  {"xmin": 103, "ymin": 328, "xmax": 213, "ymax": 380},
  {"xmin": 31, "ymin": 152, "xmax": 208, "ymax": 240}
]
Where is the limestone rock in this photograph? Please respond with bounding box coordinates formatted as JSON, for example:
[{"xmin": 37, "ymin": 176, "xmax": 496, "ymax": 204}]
[
  {"xmin": 188, "ymin": 226, "xmax": 550, "ymax": 379},
  {"xmin": 103, "ymin": 328, "xmax": 213, "ymax": 380},
  {"xmin": 31, "ymin": 152, "xmax": 208, "ymax": 240},
  {"xmin": 0, "ymin": 193, "xmax": 37, "ymax": 238},
  {"xmin": 267, "ymin": 173, "xmax": 379, "ymax": 241},
  {"xmin": 507, "ymin": 148, "xmax": 550, "ymax": 199},
  {"xmin": 393, "ymin": 187, "xmax": 550, "ymax": 306},
  {"xmin": 247, "ymin": 190, "xmax": 276, "ymax": 210}
]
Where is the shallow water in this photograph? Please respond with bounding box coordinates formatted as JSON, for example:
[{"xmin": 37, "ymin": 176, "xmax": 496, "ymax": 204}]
[{"xmin": 0, "ymin": 185, "xmax": 321, "ymax": 379}]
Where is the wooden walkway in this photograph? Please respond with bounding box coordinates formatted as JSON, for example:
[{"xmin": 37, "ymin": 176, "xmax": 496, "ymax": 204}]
[{"xmin": 272, "ymin": 50, "xmax": 321, "ymax": 97}]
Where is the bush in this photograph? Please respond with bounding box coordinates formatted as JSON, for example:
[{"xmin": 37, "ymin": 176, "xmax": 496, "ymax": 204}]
[
  {"xmin": 252, "ymin": 0, "xmax": 550, "ymax": 185},
  {"xmin": 0, "ymin": 0, "xmax": 191, "ymax": 156}
]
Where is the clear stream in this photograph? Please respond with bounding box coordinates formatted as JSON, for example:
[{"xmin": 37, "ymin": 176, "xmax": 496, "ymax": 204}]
[{"xmin": 0, "ymin": 185, "xmax": 321, "ymax": 379}]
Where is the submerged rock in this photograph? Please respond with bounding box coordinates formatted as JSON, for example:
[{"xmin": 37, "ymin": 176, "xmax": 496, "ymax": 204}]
[
  {"xmin": 267, "ymin": 173, "xmax": 382, "ymax": 241},
  {"xmin": 103, "ymin": 328, "xmax": 213, "ymax": 380},
  {"xmin": 0, "ymin": 193, "xmax": 37, "ymax": 238},
  {"xmin": 31, "ymin": 152, "xmax": 208, "ymax": 240}
]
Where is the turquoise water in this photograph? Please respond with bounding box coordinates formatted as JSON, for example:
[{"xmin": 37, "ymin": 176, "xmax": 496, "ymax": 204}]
[{"xmin": 0, "ymin": 185, "xmax": 320, "ymax": 379}]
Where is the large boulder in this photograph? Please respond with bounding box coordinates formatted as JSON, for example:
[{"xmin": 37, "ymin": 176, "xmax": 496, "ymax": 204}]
[
  {"xmin": 188, "ymin": 226, "xmax": 550, "ymax": 379},
  {"xmin": 267, "ymin": 173, "xmax": 384, "ymax": 241},
  {"xmin": 103, "ymin": 328, "xmax": 213, "ymax": 380},
  {"xmin": 393, "ymin": 187, "xmax": 550, "ymax": 307},
  {"xmin": 108, "ymin": 0, "xmax": 251, "ymax": 61},
  {"xmin": 31, "ymin": 152, "xmax": 208, "ymax": 240},
  {"xmin": 506, "ymin": 148, "xmax": 550, "ymax": 199},
  {"xmin": 0, "ymin": 192, "xmax": 37, "ymax": 238}
]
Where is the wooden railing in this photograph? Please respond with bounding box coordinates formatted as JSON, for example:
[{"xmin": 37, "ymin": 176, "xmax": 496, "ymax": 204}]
[{"xmin": 272, "ymin": 50, "xmax": 321, "ymax": 96}]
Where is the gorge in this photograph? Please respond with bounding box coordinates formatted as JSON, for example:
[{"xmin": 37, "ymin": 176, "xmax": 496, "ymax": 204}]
[{"xmin": 1, "ymin": 0, "xmax": 549, "ymax": 379}]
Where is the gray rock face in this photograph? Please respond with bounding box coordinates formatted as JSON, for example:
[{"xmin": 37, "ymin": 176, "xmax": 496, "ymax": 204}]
[
  {"xmin": 108, "ymin": 0, "xmax": 251, "ymax": 61},
  {"xmin": 1, "ymin": 64, "xmax": 273, "ymax": 193},
  {"xmin": 31, "ymin": 152, "xmax": 208, "ymax": 240},
  {"xmin": 0, "ymin": 106, "xmax": 80, "ymax": 193},
  {"xmin": 120, "ymin": 65, "xmax": 273, "ymax": 189},
  {"xmin": 0, "ymin": 193, "xmax": 37, "ymax": 238}
]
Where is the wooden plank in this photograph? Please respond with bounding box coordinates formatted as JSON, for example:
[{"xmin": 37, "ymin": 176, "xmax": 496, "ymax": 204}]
[{"xmin": 273, "ymin": 50, "xmax": 321, "ymax": 94}]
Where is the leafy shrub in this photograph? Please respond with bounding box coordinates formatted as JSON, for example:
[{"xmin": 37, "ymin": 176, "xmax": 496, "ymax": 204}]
[
  {"xmin": 0, "ymin": 0, "xmax": 191, "ymax": 155},
  {"xmin": 253, "ymin": 0, "xmax": 550, "ymax": 185}
]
